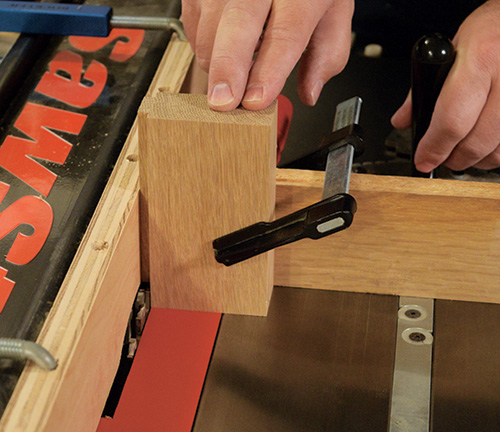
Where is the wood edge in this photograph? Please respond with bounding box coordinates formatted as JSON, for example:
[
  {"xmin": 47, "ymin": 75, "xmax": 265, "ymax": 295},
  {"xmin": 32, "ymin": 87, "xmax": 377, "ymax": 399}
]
[
  {"xmin": 0, "ymin": 36, "xmax": 195, "ymax": 431},
  {"xmin": 277, "ymin": 168, "xmax": 500, "ymax": 200},
  {"xmin": 275, "ymin": 282, "xmax": 500, "ymax": 305},
  {"xmin": 140, "ymin": 37, "xmax": 194, "ymax": 283},
  {"xmin": 139, "ymin": 93, "xmax": 277, "ymax": 126}
]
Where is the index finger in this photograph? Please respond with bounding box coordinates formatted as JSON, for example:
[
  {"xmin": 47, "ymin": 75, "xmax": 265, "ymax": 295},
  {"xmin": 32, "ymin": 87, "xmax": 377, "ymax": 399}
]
[{"xmin": 207, "ymin": 0, "xmax": 272, "ymax": 111}]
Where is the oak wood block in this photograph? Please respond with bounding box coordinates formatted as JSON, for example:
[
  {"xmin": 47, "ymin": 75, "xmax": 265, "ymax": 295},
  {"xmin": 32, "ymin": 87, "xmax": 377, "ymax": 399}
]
[
  {"xmin": 274, "ymin": 169, "xmax": 500, "ymax": 304},
  {"xmin": 139, "ymin": 94, "xmax": 277, "ymax": 315}
]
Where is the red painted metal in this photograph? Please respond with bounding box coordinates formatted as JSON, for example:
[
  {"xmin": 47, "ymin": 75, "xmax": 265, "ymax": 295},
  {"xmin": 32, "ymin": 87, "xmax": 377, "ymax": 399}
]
[{"xmin": 97, "ymin": 308, "xmax": 221, "ymax": 432}]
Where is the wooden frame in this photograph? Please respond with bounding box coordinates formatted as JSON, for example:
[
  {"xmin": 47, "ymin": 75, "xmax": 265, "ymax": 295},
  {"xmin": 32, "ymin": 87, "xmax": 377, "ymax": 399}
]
[
  {"xmin": 3, "ymin": 32, "xmax": 500, "ymax": 431},
  {"xmin": 274, "ymin": 169, "xmax": 500, "ymax": 303}
]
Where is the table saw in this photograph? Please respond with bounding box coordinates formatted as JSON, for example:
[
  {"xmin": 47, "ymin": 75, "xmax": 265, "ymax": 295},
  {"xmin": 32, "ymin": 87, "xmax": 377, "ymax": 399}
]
[{"xmin": 0, "ymin": 1, "xmax": 499, "ymax": 431}]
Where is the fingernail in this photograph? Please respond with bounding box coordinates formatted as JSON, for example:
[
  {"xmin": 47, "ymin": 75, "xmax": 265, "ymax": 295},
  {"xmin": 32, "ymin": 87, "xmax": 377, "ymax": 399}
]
[
  {"xmin": 209, "ymin": 83, "xmax": 234, "ymax": 107},
  {"xmin": 416, "ymin": 161, "xmax": 435, "ymax": 173},
  {"xmin": 311, "ymin": 80, "xmax": 323, "ymax": 105},
  {"xmin": 243, "ymin": 84, "xmax": 264, "ymax": 103}
]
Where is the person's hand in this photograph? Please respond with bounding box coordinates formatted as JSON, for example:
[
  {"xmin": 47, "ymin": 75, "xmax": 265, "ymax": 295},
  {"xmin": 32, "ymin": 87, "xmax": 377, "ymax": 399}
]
[
  {"xmin": 182, "ymin": 0, "xmax": 354, "ymax": 111},
  {"xmin": 392, "ymin": 1, "xmax": 500, "ymax": 172}
]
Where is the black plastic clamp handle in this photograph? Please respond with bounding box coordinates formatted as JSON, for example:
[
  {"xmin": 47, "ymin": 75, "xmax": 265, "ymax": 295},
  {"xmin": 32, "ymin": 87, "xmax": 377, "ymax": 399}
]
[
  {"xmin": 411, "ymin": 33, "xmax": 455, "ymax": 177},
  {"xmin": 213, "ymin": 193, "xmax": 356, "ymax": 266}
]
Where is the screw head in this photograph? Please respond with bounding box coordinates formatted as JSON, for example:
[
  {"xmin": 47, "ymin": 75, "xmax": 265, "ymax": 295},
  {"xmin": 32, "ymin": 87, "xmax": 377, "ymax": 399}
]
[
  {"xmin": 409, "ymin": 332, "xmax": 426, "ymax": 342},
  {"xmin": 402, "ymin": 327, "xmax": 433, "ymax": 345},
  {"xmin": 399, "ymin": 305, "xmax": 427, "ymax": 322},
  {"xmin": 405, "ymin": 309, "xmax": 422, "ymax": 319}
]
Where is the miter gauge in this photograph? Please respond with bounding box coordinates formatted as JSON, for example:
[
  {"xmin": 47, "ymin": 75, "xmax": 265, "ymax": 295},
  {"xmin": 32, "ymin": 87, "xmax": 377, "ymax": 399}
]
[{"xmin": 214, "ymin": 96, "xmax": 364, "ymax": 266}]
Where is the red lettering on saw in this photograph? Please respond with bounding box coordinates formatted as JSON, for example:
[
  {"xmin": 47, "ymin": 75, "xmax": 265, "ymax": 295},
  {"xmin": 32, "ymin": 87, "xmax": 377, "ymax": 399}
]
[
  {"xmin": 0, "ymin": 182, "xmax": 53, "ymax": 266},
  {"xmin": 0, "ymin": 267, "xmax": 15, "ymax": 313},
  {"xmin": 0, "ymin": 27, "xmax": 146, "ymax": 312},
  {"xmin": 36, "ymin": 50, "xmax": 107, "ymax": 108},
  {"xmin": 0, "ymin": 103, "xmax": 86, "ymax": 196}
]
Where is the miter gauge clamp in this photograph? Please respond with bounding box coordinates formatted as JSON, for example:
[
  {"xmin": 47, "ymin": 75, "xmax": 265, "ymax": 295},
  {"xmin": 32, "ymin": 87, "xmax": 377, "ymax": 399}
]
[{"xmin": 214, "ymin": 97, "xmax": 364, "ymax": 266}]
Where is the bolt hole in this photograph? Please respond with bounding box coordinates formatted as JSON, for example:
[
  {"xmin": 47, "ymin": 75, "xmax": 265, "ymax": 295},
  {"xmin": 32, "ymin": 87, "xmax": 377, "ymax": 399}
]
[{"xmin": 127, "ymin": 154, "xmax": 138, "ymax": 162}]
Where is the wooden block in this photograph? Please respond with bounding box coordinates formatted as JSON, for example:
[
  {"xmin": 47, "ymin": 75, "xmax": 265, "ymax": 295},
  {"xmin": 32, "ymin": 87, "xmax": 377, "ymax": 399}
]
[
  {"xmin": 139, "ymin": 94, "xmax": 277, "ymax": 315},
  {"xmin": 274, "ymin": 169, "xmax": 500, "ymax": 304}
]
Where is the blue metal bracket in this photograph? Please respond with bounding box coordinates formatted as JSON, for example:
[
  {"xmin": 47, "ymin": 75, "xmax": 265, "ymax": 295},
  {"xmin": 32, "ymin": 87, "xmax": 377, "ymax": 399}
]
[{"xmin": 0, "ymin": 1, "xmax": 112, "ymax": 36}]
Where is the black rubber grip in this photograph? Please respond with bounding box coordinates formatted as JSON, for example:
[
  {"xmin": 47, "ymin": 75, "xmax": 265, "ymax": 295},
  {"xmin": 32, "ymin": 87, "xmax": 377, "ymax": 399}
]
[
  {"xmin": 213, "ymin": 194, "xmax": 356, "ymax": 266},
  {"xmin": 411, "ymin": 33, "xmax": 455, "ymax": 177}
]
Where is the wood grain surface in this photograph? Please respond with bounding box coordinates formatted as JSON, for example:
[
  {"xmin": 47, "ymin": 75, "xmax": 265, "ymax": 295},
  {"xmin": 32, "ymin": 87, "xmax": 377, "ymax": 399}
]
[
  {"xmin": 139, "ymin": 94, "xmax": 277, "ymax": 315},
  {"xmin": 275, "ymin": 169, "xmax": 500, "ymax": 303},
  {"xmin": 139, "ymin": 36, "xmax": 195, "ymax": 282}
]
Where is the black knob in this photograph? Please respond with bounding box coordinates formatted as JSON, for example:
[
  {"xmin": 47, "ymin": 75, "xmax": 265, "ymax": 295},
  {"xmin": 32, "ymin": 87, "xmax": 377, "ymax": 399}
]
[{"xmin": 411, "ymin": 33, "xmax": 455, "ymax": 177}]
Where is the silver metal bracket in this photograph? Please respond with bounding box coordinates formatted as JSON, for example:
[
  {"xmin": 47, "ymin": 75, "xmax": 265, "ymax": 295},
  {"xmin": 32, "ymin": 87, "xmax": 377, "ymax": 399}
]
[
  {"xmin": 390, "ymin": 297, "xmax": 434, "ymax": 432},
  {"xmin": 111, "ymin": 16, "xmax": 187, "ymax": 41}
]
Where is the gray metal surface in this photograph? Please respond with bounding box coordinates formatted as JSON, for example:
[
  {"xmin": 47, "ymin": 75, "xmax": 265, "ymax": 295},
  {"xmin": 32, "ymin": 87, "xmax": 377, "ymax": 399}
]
[
  {"xmin": 110, "ymin": 16, "xmax": 186, "ymax": 40},
  {"xmin": 322, "ymin": 97, "xmax": 361, "ymax": 198},
  {"xmin": 333, "ymin": 97, "xmax": 362, "ymax": 131},
  {"xmin": 390, "ymin": 297, "xmax": 434, "ymax": 432},
  {"xmin": 322, "ymin": 146, "xmax": 355, "ymax": 198},
  {"xmin": 193, "ymin": 287, "xmax": 397, "ymax": 432},
  {"xmin": 431, "ymin": 300, "xmax": 500, "ymax": 431}
]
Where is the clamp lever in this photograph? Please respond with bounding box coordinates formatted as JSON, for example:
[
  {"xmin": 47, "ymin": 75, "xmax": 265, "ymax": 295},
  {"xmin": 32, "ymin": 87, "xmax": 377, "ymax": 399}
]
[
  {"xmin": 411, "ymin": 33, "xmax": 455, "ymax": 177},
  {"xmin": 214, "ymin": 97, "xmax": 364, "ymax": 266}
]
